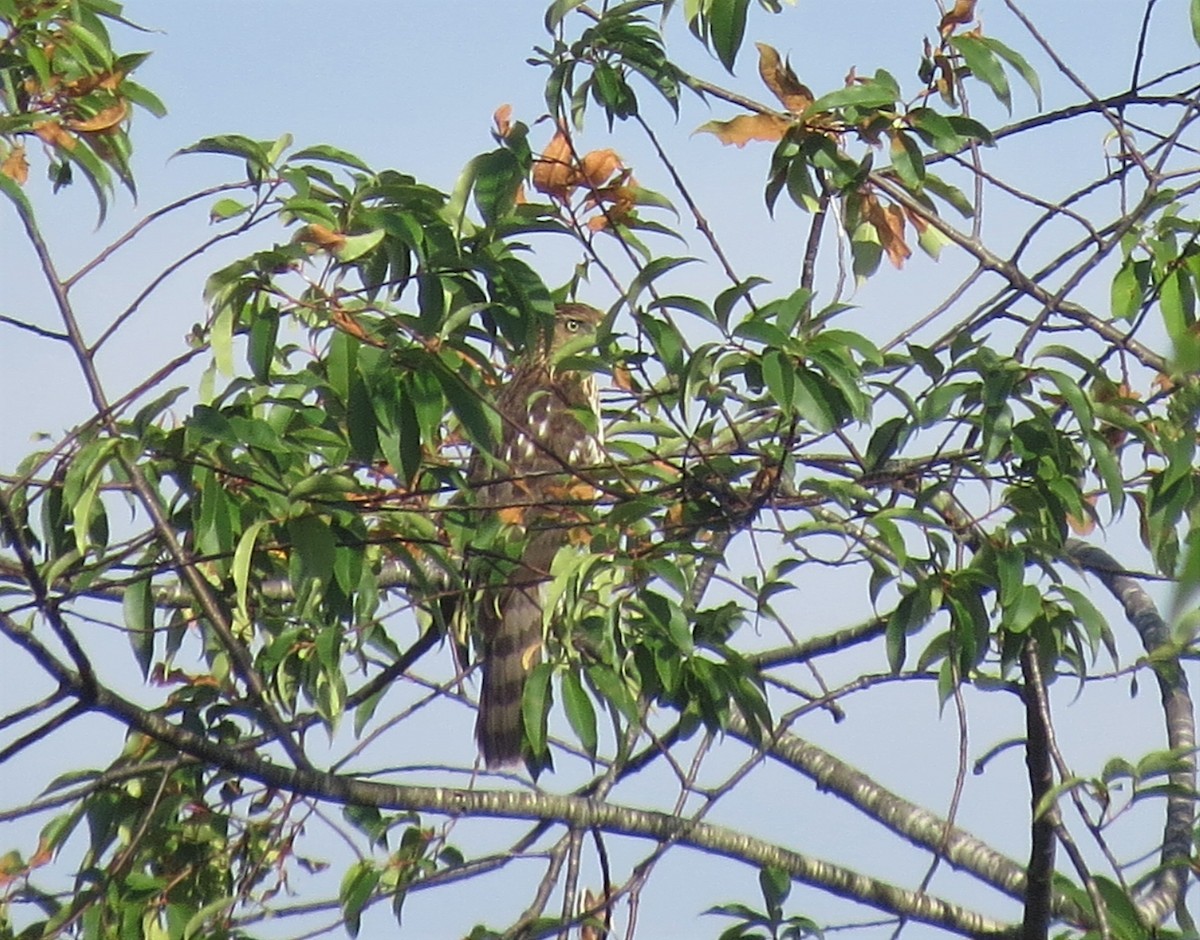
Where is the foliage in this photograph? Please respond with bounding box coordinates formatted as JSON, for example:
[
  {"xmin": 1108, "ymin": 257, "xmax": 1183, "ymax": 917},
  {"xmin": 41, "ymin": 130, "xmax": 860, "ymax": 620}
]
[{"xmin": 2, "ymin": 0, "xmax": 1200, "ymax": 937}]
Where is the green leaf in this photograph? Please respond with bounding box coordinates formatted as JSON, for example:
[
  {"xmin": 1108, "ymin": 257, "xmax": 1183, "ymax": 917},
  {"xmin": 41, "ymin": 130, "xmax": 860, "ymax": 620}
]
[
  {"xmin": 471, "ymin": 149, "xmax": 522, "ymax": 224},
  {"xmin": 586, "ymin": 664, "xmax": 640, "ymax": 722},
  {"xmin": 759, "ymin": 865, "xmax": 791, "ymax": 918},
  {"xmin": 1044, "ymin": 369, "xmax": 1094, "ymax": 432},
  {"xmin": 714, "ymin": 277, "xmax": 768, "ymax": 328},
  {"xmin": 182, "ymin": 897, "xmax": 238, "ymax": 940},
  {"xmin": 1054, "ymin": 584, "xmax": 1116, "ymax": 663},
  {"xmin": 0, "ymin": 172, "xmax": 35, "ymax": 217},
  {"xmin": 1160, "ymin": 267, "xmax": 1195, "ymax": 343},
  {"xmin": 865, "ymin": 416, "xmax": 908, "ymax": 469},
  {"xmin": 709, "ymin": 0, "xmax": 750, "ymax": 71},
  {"xmin": 211, "ymin": 304, "xmax": 235, "ymax": 376},
  {"xmin": 887, "ymin": 583, "xmax": 934, "ymax": 672},
  {"xmin": 177, "ymin": 134, "xmax": 271, "ymax": 176},
  {"xmin": 545, "ymin": 0, "xmax": 587, "ymax": 32},
  {"xmin": 907, "ymin": 108, "xmax": 966, "ymax": 154},
  {"xmin": 289, "ymin": 143, "xmax": 372, "ymax": 172},
  {"xmin": 68, "ymin": 438, "xmax": 118, "ymax": 556},
  {"xmin": 336, "ymin": 229, "xmax": 385, "ymax": 263},
  {"xmin": 208, "ymin": 197, "xmax": 249, "ymax": 221},
  {"xmin": 761, "ymin": 349, "xmax": 796, "ymax": 413},
  {"xmin": 247, "ymin": 305, "xmax": 279, "ymax": 381},
  {"xmin": 288, "ymin": 515, "xmax": 336, "ymax": 589},
  {"xmin": 523, "ymin": 661, "xmax": 554, "ymax": 758},
  {"xmin": 395, "ymin": 390, "xmax": 423, "ymax": 485},
  {"xmin": 980, "ymin": 36, "xmax": 1042, "ymax": 109},
  {"xmin": 339, "ymin": 860, "xmax": 380, "ymax": 938},
  {"xmin": 807, "ymin": 81, "xmax": 896, "ymax": 115},
  {"xmin": 627, "ymin": 255, "xmax": 698, "ymax": 303},
  {"xmin": 434, "ymin": 366, "xmax": 495, "ymax": 453},
  {"xmin": 561, "ymin": 669, "xmax": 598, "ymax": 757},
  {"xmin": 641, "ymin": 314, "xmax": 686, "ymax": 373},
  {"xmin": 785, "ymin": 155, "xmax": 819, "ymax": 211},
  {"xmin": 1110, "ymin": 256, "xmax": 1145, "ymax": 319},
  {"xmin": 889, "ymin": 131, "xmax": 925, "ymax": 188},
  {"xmin": 950, "ymin": 35, "xmax": 1012, "ymax": 112},
  {"xmin": 232, "ymin": 519, "xmax": 270, "ymax": 628},
  {"xmin": 924, "ymin": 172, "xmax": 974, "ymax": 217},
  {"xmin": 122, "ymin": 576, "xmax": 155, "ymax": 679},
  {"xmin": 1193, "ymin": 0, "xmax": 1200, "ymax": 47},
  {"xmin": 266, "ymin": 132, "xmax": 294, "ymax": 165},
  {"xmin": 793, "ymin": 368, "xmax": 839, "ymax": 432},
  {"xmin": 1001, "ymin": 583, "xmax": 1042, "ymax": 634},
  {"xmin": 1093, "ymin": 876, "xmax": 1149, "ymax": 940}
]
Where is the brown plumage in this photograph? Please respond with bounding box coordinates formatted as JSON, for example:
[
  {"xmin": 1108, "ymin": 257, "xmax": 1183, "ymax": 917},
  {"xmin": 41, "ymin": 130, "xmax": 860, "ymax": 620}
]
[{"xmin": 470, "ymin": 303, "xmax": 604, "ymax": 767}]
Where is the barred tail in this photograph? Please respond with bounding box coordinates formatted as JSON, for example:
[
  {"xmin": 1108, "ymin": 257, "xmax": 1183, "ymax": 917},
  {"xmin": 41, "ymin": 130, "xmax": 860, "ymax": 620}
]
[{"xmin": 475, "ymin": 582, "xmax": 543, "ymax": 767}]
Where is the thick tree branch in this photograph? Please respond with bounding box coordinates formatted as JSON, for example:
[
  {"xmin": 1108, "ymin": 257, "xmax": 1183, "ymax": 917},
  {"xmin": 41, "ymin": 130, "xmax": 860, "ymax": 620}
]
[
  {"xmin": 1020, "ymin": 638, "xmax": 1059, "ymax": 940},
  {"xmin": 1065, "ymin": 539, "xmax": 1195, "ymax": 925}
]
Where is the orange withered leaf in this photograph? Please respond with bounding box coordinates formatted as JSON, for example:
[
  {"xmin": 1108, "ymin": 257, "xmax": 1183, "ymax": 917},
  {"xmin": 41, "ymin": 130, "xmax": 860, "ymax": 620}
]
[
  {"xmin": 584, "ymin": 178, "xmax": 637, "ymax": 230},
  {"xmin": 1067, "ymin": 495, "xmax": 1099, "ymax": 536},
  {"xmin": 902, "ymin": 205, "xmax": 928, "ymax": 234},
  {"xmin": 32, "ymin": 121, "xmax": 77, "ymax": 151},
  {"xmin": 63, "ymin": 68, "xmax": 126, "ymax": 97},
  {"xmin": 579, "ymin": 148, "xmax": 623, "ymax": 189},
  {"xmin": 28, "ymin": 838, "xmax": 54, "ymax": 870},
  {"xmin": 295, "ymin": 223, "xmax": 347, "ymax": 253},
  {"xmin": 99, "ymin": 70, "xmax": 126, "ymax": 92},
  {"xmin": 756, "ymin": 42, "xmax": 813, "ymax": 112},
  {"xmin": 697, "ymin": 113, "xmax": 791, "ymax": 147},
  {"xmin": 493, "ymin": 103, "xmax": 513, "ymax": 138},
  {"xmin": 532, "ymin": 126, "xmax": 576, "ymax": 198},
  {"xmin": 939, "ymin": 0, "xmax": 977, "ymax": 35},
  {"xmin": 65, "ymin": 99, "xmax": 128, "ymax": 133},
  {"xmin": 879, "ymin": 203, "xmax": 912, "ymax": 268},
  {"xmin": 1, "ymin": 145, "xmax": 29, "ymax": 185},
  {"xmin": 863, "ymin": 194, "xmax": 911, "ymax": 268}
]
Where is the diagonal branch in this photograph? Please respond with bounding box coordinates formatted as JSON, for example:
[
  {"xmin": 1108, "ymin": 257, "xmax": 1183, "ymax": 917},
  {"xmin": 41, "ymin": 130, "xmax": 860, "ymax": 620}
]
[{"xmin": 1065, "ymin": 539, "xmax": 1195, "ymax": 925}]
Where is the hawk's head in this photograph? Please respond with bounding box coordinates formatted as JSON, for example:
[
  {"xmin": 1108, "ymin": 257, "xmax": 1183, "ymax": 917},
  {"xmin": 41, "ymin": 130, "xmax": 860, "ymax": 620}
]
[{"xmin": 550, "ymin": 303, "xmax": 603, "ymax": 353}]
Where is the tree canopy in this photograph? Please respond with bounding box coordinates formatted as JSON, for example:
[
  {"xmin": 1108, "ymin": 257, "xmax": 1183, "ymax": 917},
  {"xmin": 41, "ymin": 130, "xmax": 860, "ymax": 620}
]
[{"xmin": 2, "ymin": 1, "xmax": 1200, "ymax": 937}]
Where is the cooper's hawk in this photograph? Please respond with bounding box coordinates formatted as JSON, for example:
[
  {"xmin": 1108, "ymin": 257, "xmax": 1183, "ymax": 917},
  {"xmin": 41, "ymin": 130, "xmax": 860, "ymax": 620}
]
[{"xmin": 469, "ymin": 303, "xmax": 604, "ymax": 767}]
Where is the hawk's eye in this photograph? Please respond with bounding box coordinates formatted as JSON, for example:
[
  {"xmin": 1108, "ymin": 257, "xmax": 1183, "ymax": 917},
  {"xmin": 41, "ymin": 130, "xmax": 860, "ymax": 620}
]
[{"xmin": 564, "ymin": 319, "xmax": 582, "ymax": 333}]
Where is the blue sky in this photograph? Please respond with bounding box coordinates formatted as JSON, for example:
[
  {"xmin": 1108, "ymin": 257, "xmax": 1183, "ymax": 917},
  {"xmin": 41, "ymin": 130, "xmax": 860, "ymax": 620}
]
[{"xmin": 2, "ymin": 2, "xmax": 1198, "ymax": 937}]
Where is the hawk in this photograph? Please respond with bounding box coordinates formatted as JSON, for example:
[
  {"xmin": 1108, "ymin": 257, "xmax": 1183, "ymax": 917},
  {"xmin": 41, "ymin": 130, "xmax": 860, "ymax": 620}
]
[{"xmin": 469, "ymin": 303, "xmax": 604, "ymax": 767}]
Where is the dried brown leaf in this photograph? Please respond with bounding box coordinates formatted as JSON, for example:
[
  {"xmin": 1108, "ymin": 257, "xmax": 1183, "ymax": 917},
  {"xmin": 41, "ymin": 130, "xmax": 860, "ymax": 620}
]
[
  {"xmin": 65, "ymin": 99, "xmax": 128, "ymax": 133},
  {"xmin": 697, "ymin": 113, "xmax": 791, "ymax": 147},
  {"xmin": 532, "ymin": 126, "xmax": 576, "ymax": 198},
  {"xmin": 1, "ymin": 145, "xmax": 29, "ymax": 185},
  {"xmin": 64, "ymin": 69, "xmax": 126, "ymax": 97},
  {"xmin": 1067, "ymin": 495, "xmax": 1098, "ymax": 535},
  {"xmin": 493, "ymin": 103, "xmax": 513, "ymax": 138},
  {"xmin": 32, "ymin": 121, "xmax": 77, "ymax": 151},
  {"xmin": 755, "ymin": 42, "xmax": 813, "ymax": 113},
  {"xmin": 579, "ymin": 148, "xmax": 623, "ymax": 189},
  {"xmin": 587, "ymin": 186, "xmax": 636, "ymax": 230},
  {"xmin": 295, "ymin": 223, "xmax": 346, "ymax": 253},
  {"xmin": 939, "ymin": 0, "xmax": 977, "ymax": 35},
  {"xmin": 863, "ymin": 194, "xmax": 911, "ymax": 268}
]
